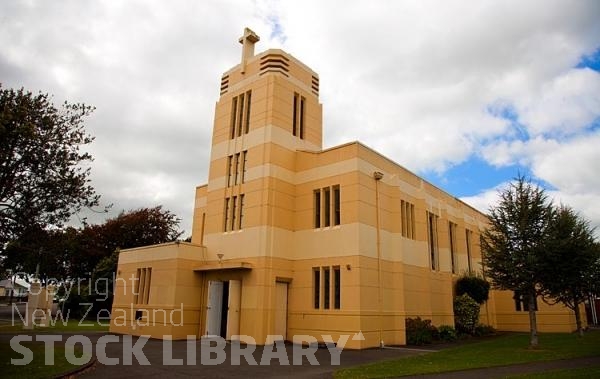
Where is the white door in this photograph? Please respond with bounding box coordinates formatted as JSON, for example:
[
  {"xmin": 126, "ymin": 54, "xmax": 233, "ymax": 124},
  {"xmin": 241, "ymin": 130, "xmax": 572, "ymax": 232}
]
[
  {"xmin": 226, "ymin": 280, "xmax": 241, "ymax": 340},
  {"xmin": 206, "ymin": 281, "xmax": 223, "ymax": 336},
  {"xmin": 274, "ymin": 282, "xmax": 288, "ymax": 340}
]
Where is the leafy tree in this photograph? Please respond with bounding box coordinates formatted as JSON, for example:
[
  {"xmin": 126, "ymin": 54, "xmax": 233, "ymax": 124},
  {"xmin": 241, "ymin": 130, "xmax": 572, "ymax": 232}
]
[
  {"xmin": 539, "ymin": 206, "xmax": 599, "ymax": 337},
  {"xmin": 98, "ymin": 206, "xmax": 183, "ymax": 253},
  {"xmin": 481, "ymin": 176, "xmax": 554, "ymax": 347},
  {"xmin": 86, "ymin": 206, "xmax": 183, "ymax": 317},
  {"xmin": 589, "ymin": 243, "xmax": 600, "ymax": 297},
  {"xmin": 3, "ymin": 205, "xmax": 182, "ymax": 279},
  {"xmin": 3, "ymin": 225, "xmax": 73, "ymax": 283},
  {"xmin": 0, "ymin": 85, "xmax": 100, "ymax": 247},
  {"xmin": 455, "ymin": 273, "xmax": 490, "ymax": 304},
  {"xmin": 58, "ymin": 206, "xmax": 182, "ymax": 319}
]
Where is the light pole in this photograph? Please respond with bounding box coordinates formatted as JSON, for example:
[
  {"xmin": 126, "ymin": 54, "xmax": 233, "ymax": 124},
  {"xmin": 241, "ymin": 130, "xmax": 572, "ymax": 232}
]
[{"xmin": 373, "ymin": 171, "xmax": 384, "ymax": 348}]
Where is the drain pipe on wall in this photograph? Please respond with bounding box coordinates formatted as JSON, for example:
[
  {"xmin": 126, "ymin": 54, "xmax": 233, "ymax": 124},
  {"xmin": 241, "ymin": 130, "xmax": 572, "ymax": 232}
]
[{"xmin": 373, "ymin": 171, "xmax": 384, "ymax": 348}]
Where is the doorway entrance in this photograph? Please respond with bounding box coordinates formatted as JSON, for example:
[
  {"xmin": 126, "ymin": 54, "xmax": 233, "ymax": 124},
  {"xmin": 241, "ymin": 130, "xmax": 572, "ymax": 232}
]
[
  {"xmin": 205, "ymin": 280, "xmax": 241, "ymax": 338},
  {"xmin": 274, "ymin": 281, "xmax": 288, "ymax": 340}
]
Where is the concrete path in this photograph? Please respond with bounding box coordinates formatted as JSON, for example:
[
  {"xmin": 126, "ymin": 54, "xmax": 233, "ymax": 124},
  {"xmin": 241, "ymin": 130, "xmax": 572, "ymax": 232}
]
[
  {"xmin": 76, "ymin": 335, "xmax": 600, "ymax": 378},
  {"xmin": 76, "ymin": 335, "xmax": 426, "ymax": 379}
]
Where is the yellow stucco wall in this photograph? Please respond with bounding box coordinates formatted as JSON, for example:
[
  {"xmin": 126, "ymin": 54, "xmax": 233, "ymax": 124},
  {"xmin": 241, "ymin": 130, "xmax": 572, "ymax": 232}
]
[{"xmin": 111, "ymin": 31, "xmax": 579, "ymax": 348}]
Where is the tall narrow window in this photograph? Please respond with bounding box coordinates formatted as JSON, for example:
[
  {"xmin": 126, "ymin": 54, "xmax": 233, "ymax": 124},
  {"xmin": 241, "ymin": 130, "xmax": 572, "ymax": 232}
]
[
  {"xmin": 401, "ymin": 200, "xmax": 407, "ymax": 237},
  {"xmin": 292, "ymin": 92, "xmax": 306, "ymax": 139},
  {"xmin": 233, "ymin": 153, "xmax": 240, "ymax": 185},
  {"xmin": 238, "ymin": 194, "xmax": 245, "ymax": 230},
  {"xmin": 409, "ymin": 203, "xmax": 415, "ymax": 239},
  {"xmin": 292, "ymin": 93, "xmax": 299, "ymax": 136},
  {"xmin": 323, "ymin": 187, "xmax": 331, "ymax": 227},
  {"xmin": 299, "ymin": 96, "xmax": 305, "ymax": 139},
  {"xmin": 241, "ymin": 150, "xmax": 247, "ymax": 184},
  {"xmin": 333, "ymin": 266, "xmax": 341, "ymax": 309},
  {"xmin": 143, "ymin": 268, "xmax": 151, "ymax": 304},
  {"xmin": 230, "ymin": 97, "xmax": 238, "ymax": 139},
  {"xmin": 223, "ymin": 198, "xmax": 231, "ymax": 232},
  {"xmin": 401, "ymin": 200, "xmax": 416, "ymax": 239},
  {"xmin": 465, "ymin": 229, "xmax": 473, "ymax": 273},
  {"xmin": 134, "ymin": 268, "xmax": 141, "ymax": 304},
  {"xmin": 449, "ymin": 222, "xmax": 457, "ymax": 274},
  {"xmin": 226, "ymin": 155, "xmax": 233, "ymax": 187},
  {"xmin": 427, "ymin": 212, "xmax": 439, "ymax": 270},
  {"xmin": 323, "ymin": 267, "xmax": 330, "ymax": 309},
  {"xmin": 135, "ymin": 267, "xmax": 152, "ymax": 305},
  {"xmin": 333, "ymin": 185, "xmax": 341, "ymax": 226},
  {"xmin": 313, "ymin": 268, "xmax": 320, "ymax": 309},
  {"xmin": 314, "ymin": 185, "xmax": 341, "ymax": 229},
  {"xmin": 314, "ymin": 190, "xmax": 321, "ymax": 228},
  {"xmin": 244, "ymin": 91, "xmax": 251, "ymax": 134},
  {"xmin": 237, "ymin": 93, "xmax": 245, "ymax": 137},
  {"xmin": 231, "ymin": 196, "xmax": 238, "ymax": 231},
  {"xmin": 230, "ymin": 91, "xmax": 252, "ymax": 138}
]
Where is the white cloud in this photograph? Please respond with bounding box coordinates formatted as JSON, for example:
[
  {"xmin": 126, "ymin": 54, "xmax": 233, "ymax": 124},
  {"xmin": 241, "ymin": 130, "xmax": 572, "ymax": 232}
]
[
  {"xmin": 531, "ymin": 132, "xmax": 600, "ymax": 195},
  {"xmin": 1, "ymin": 0, "xmax": 600, "ymax": 235},
  {"xmin": 517, "ymin": 68, "xmax": 600, "ymax": 136},
  {"xmin": 460, "ymin": 183, "xmax": 506, "ymax": 215}
]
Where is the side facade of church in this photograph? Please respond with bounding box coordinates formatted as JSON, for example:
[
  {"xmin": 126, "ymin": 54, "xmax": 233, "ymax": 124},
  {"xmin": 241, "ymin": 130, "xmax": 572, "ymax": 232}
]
[{"xmin": 110, "ymin": 29, "xmax": 581, "ymax": 348}]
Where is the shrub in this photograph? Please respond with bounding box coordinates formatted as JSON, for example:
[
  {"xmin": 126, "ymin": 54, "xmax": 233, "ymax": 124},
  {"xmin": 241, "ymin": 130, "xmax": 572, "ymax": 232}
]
[
  {"xmin": 405, "ymin": 317, "xmax": 438, "ymax": 345},
  {"xmin": 453, "ymin": 294, "xmax": 480, "ymax": 335},
  {"xmin": 474, "ymin": 323, "xmax": 496, "ymax": 337},
  {"xmin": 437, "ymin": 325, "xmax": 457, "ymax": 342},
  {"xmin": 455, "ymin": 273, "xmax": 490, "ymax": 304}
]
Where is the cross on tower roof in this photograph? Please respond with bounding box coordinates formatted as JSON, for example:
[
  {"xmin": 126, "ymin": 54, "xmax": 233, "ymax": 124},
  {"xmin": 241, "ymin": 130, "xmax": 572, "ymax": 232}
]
[{"xmin": 239, "ymin": 28, "xmax": 260, "ymax": 69}]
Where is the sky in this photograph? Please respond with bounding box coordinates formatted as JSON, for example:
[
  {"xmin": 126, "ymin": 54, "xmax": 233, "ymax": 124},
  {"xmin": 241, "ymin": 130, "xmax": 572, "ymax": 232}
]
[{"xmin": 1, "ymin": 0, "xmax": 600, "ymax": 237}]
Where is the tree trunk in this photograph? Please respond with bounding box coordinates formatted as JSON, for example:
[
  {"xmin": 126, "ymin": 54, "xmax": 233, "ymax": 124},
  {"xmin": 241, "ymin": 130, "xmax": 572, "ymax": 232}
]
[
  {"xmin": 528, "ymin": 291, "xmax": 539, "ymax": 347},
  {"xmin": 574, "ymin": 300, "xmax": 584, "ymax": 337}
]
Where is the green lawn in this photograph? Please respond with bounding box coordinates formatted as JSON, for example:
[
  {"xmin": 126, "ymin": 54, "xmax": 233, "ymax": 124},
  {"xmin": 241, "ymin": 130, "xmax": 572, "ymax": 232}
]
[
  {"xmin": 1, "ymin": 340, "xmax": 91, "ymax": 379},
  {"xmin": 335, "ymin": 331, "xmax": 600, "ymax": 378},
  {"xmin": 506, "ymin": 366, "xmax": 600, "ymax": 379}
]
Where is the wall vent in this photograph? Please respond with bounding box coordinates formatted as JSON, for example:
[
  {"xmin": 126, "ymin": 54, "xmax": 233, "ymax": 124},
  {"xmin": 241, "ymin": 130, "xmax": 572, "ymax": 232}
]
[
  {"xmin": 220, "ymin": 75, "xmax": 230, "ymax": 95},
  {"xmin": 311, "ymin": 75, "xmax": 319, "ymax": 96},
  {"xmin": 259, "ymin": 54, "xmax": 290, "ymax": 77}
]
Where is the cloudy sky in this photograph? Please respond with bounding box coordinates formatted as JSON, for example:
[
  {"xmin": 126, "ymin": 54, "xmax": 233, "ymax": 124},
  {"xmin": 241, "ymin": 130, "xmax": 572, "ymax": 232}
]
[{"xmin": 1, "ymin": 0, "xmax": 599, "ymax": 237}]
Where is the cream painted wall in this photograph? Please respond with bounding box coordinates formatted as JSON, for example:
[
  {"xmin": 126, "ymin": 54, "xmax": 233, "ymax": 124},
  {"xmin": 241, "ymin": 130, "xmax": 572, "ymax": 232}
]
[{"xmin": 112, "ymin": 35, "xmax": 580, "ymax": 348}]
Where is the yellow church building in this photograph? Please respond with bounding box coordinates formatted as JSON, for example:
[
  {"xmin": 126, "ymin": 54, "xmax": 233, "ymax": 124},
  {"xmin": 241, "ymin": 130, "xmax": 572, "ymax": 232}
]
[{"xmin": 110, "ymin": 28, "xmax": 581, "ymax": 348}]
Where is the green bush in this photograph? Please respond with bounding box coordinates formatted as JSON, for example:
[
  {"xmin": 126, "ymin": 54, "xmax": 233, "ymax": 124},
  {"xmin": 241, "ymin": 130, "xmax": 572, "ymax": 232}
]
[
  {"xmin": 453, "ymin": 294, "xmax": 480, "ymax": 335},
  {"xmin": 405, "ymin": 317, "xmax": 438, "ymax": 345},
  {"xmin": 437, "ymin": 325, "xmax": 457, "ymax": 342},
  {"xmin": 474, "ymin": 323, "xmax": 496, "ymax": 337},
  {"xmin": 455, "ymin": 273, "xmax": 490, "ymax": 304}
]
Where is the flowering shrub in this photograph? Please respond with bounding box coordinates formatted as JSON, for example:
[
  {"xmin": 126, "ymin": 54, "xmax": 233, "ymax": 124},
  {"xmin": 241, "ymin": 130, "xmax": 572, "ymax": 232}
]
[{"xmin": 453, "ymin": 294, "xmax": 480, "ymax": 334}]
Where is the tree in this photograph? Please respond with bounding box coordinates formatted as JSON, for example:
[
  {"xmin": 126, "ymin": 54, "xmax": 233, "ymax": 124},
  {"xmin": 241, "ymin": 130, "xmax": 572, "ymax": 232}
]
[
  {"xmin": 0, "ymin": 86, "xmax": 100, "ymax": 247},
  {"xmin": 82, "ymin": 206, "xmax": 183, "ymax": 318},
  {"xmin": 98, "ymin": 206, "xmax": 183, "ymax": 253},
  {"xmin": 539, "ymin": 206, "xmax": 599, "ymax": 337},
  {"xmin": 481, "ymin": 176, "xmax": 554, "ymax": 347},
  {"xmin": 455, "ymin": 272, "xmax": 490, "ymax": 305},
  {"xmin": 44, "ymin": 206, "xmax": 182, "ymax": 319},
  {"xmin": 2, "ymin": 206, "xmax": 182, "ymax": 285}
]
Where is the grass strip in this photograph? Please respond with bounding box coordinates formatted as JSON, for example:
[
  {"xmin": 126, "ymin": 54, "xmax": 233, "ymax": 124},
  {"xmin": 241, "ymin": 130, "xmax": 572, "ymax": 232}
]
[{"xmin": 335, "ymin": 331, "xmax": 600, "ymax": 378}]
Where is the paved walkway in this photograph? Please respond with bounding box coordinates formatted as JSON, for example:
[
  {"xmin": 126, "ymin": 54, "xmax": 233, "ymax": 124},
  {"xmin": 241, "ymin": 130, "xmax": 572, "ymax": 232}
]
[{"xmin": 76, "ymin": 335, "xmax": 600, "ymax": 378}]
